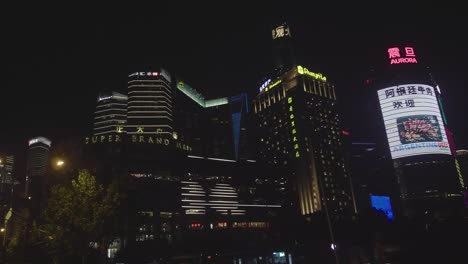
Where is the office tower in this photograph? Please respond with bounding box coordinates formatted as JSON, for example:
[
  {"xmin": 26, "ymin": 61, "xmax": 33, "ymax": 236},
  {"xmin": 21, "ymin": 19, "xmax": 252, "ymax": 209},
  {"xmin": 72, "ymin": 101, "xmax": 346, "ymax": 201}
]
[
  {"xmin": 25, "ymin": 137, "xmax": 51, "ymax": 197},
  {"xmin": 0, "ymin": 153, "xmax": 15, "ymax": 217},
  {"xmin": 127, "ymin": 69, "xmax": 173, "ymax": 137},
  {"xmin": 93, "ymin": 92, "xmax": 128, "ymax": 136},
  {"xmin": 254, "ymin": 65, "xmax": 355, "ymax": 220},
  {"xmin": 0, "ymin": 153, "xmax": 14, "ymax": 188},
  {"xmin": 174, "ymin": 79, "xmax": 250, "ymax": 160},
  {"xmin": 368, "ymin": 45, "xmax": 462, "ymax": 217}
]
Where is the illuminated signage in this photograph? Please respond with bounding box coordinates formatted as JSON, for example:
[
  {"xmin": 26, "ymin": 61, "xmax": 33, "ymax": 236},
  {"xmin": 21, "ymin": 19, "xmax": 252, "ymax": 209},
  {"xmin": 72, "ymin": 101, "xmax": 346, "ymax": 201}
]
[
  {"xmin": 288, "ymin": 97, "xmax": 300, "ymax": 158},
  {"xmin": 272, "ymin": 25, "xmax": 291, "ymax": 39},
  {"xmin": 85, "ymin": 134, "xmax": 192, "ymax": 152},
  {"xmin": 297, "ymin": 65, "xmax": 327, "ymax": 81},
  {"xmin": 259, "ymin": 79, "xmax": 271, "ymax": 92},
  {"xmin": 28, "ymin": 137, "xmax": 52, "ymax": 147},
  {"xmin": 455, "ymin": 159, "xmax": 465, "ymax": 189},
  {"xmin": 388, "ymin": 47, "xmax": 418, "ymax": 65},
  {"xmin": 378, "ymin": 84, "xmax": 450, "ymax": 159},
  {"xmin": 259, "ymin": 79, "xmax": 282, "ymax": 93},
  {"xmin": 128, "ymin": 72, "xmax": 159, "ymax": 77}
]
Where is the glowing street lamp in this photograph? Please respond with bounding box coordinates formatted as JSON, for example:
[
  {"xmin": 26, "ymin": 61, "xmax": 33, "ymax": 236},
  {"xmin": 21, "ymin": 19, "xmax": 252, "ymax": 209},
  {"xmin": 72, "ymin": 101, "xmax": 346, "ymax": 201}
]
[{"xmin": 56, "ymin": 160, "xmax": 65, "ymax": 167}]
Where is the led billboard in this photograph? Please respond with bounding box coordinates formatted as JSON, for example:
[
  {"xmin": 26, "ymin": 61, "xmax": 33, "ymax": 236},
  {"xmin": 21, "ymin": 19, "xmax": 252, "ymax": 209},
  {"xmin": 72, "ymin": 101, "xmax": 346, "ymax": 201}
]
[{"xmin": 378, "ymin": 84, "xmax": 451, "ymax": 159}]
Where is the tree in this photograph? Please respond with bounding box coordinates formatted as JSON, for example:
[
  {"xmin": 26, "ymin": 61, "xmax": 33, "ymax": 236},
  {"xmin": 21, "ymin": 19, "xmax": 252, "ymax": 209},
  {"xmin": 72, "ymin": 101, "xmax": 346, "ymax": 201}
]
[{"xmin": 40, "ymin": 169, "xmax": 119, "ymax": 263}]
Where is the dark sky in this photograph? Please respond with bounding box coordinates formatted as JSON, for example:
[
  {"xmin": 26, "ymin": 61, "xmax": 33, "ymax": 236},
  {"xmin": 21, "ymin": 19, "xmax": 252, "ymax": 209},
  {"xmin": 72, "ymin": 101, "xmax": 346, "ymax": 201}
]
[{"xmin": 2, "ymin": 3, "xmax": 467, "ymax": 153}]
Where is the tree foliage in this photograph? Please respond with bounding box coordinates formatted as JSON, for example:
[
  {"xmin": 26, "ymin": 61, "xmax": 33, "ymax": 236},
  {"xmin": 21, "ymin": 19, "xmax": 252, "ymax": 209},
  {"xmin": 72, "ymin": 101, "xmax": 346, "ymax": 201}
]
[{"xmin": 40, "ymin": 169, "xmax": 120, "ymax": 260}]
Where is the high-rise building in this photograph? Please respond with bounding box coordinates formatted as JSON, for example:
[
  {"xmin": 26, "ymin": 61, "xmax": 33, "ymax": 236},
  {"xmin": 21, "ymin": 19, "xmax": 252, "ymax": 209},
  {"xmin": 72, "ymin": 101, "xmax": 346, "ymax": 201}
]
[
  {"xmin": 174, "ymin": 79, "xmax": 250, "ymax": 160},
  {"xmin": 0, "ymin": 153, "xmax": 14, "ymax": 189},
  {"xmin": 93, "ymin": 92, "xmax": 128, "ymax": 136},
  {"xmin": 367, "ymin": 45, "xmax": 463, "ymax": 217},
  {"xmin": 127, "ymin": 69, "xmax": 173, "ymax": 137},
  {"xmin": 254, "ymin": 65, "xmax": 355, "ymax": 220},
  {"xmin": 25, "ymin": 137, "xmax": 51, "ymax": 197}
]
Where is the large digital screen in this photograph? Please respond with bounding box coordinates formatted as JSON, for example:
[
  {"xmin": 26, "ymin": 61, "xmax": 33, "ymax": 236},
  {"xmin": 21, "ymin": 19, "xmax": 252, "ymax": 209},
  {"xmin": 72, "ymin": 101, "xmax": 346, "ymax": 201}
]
[{"xmin": 378, "ymin": 84, "xmax": 450, "ymax": 159}]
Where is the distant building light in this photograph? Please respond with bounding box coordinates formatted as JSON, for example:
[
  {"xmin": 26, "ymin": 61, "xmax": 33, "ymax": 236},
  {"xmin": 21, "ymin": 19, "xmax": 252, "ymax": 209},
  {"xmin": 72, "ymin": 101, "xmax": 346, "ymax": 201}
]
[
  {"xmin": 206, "ymin": 157, "xmax": 236, "ymax": 163},
  {"xmin": 187, "ymin": 155, "xmax": 205, "ymax": 159},
  {"xmin": 28, "ymin": 137, "xmax": 51, "ymax": 147},
  {"xmin": 98, "ymin": 96, "xmax": 112, "ymax": 102},
  {"xmin": 342, "ymin": 130, "xmax": 350, "ymax": 136}
]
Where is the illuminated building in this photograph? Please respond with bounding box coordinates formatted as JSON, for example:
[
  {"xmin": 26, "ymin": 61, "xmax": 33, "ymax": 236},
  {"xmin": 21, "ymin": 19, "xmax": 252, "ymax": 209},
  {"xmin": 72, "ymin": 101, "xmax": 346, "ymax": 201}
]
[
  {"xmin": 127, "ymin": 69, "xmax": 173, "ymax": 137},
  {"xmin": 0, "ymin": 153, "xmax": 15, "ymax": 215},
  {"xmin": 253, "ymin": 65, "xmax": 355, "ymax": 220},
  {"xmin": 82, "ymin": 71, "xmax": 278, "ymax": 259},
  {"xmin": 271, "ymin": 22, "xmax": 296, "ymax": 75},
  {"xmin": 174, "ymin": 79, "xmax": 250, "ymax": 160},
  {"xmin": 0, "ymin": 153, "xmax": 14, "ymax": 188},
  {"xmin": 367, "ymin": 45, "xmax": 463, "ymax": 217},
  {"xmin": 93, "ymin": 92, "xmax": 128, "ymax": 136},
  {"xmin": 25, "ymin": 137, "xmax": 51, "ymax": 197}
]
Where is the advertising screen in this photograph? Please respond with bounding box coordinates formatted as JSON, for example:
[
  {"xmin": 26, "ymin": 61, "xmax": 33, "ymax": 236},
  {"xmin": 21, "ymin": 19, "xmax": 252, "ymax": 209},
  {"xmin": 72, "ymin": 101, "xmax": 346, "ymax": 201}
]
[{"xmin": 378, "ymin": 84, "xmax": 451, "ymax": 159}]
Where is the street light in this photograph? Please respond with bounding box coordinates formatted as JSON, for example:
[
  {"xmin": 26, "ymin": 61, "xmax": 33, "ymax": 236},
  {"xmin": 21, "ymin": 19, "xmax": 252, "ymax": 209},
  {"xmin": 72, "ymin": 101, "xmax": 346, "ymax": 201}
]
[{"xmin": 56, "ymin": 160, "xmax": 65, "ymax": 167}]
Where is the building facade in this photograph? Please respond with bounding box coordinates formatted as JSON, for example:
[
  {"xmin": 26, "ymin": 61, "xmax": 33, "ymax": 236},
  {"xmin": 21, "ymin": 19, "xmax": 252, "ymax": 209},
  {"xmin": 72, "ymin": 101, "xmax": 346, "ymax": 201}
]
[
  {"xmin": 93, "ymin": 92, "xmax": 128, "ymax": 136},
  {"xmin": 25, "ymin": 137, "xmax": 51, "ymax": 198},
  {"xmin": 127, "ymin": 70, "xmax": 174, "ymax": 137},
  {"xmin": 253, "ymin": 65, "xmax": 355, "ymax": 220},
  {"xmin": 174, "ymin": 79, "xmax": 250, "ymax": 160},
  {"xmin": 368, "ymin": 45, "xmax": 463, "ymax": 217},
  {"xmin": 0, "ymin": 153, "xmax": 14, "ymax": 191}
]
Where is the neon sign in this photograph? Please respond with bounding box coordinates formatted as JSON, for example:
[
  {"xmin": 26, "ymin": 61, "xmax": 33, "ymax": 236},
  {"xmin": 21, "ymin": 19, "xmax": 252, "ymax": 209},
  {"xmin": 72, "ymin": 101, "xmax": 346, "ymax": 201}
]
[
  {"xmin": 259, "ymin": 79, "xmax": 282, "ymax": 93},
  {"xmin": 272, "ymin": 25, "xmax": 291, "ymax": 39},
  {"xmin": 288, "ymin": 97, "xmax": 300, "ymax": 158},
  {"xmin": 259, "ymin": 79, "xmax": 271, "ymax": 92},
  {"xmin": 128, "ymin": 72, "xmax": 159, "ymax": 77},
  {"xmin": 388, "ymin": 47, "xmax": 418, "ymax": 65},
  {"xmin": 85, "ymin": 134, "xmax": 192, "ymax": 152},
  {"xmin": 297, "ymin": 65, "xmax": 327, "ymax": 81}
]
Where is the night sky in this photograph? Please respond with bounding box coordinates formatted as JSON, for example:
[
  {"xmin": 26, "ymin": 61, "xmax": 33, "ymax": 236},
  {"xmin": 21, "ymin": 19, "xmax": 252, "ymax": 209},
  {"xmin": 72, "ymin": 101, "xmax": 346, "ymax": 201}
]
[{"xmin": 3, "ymin": 3, "xmax": 467, "ymax": 154}]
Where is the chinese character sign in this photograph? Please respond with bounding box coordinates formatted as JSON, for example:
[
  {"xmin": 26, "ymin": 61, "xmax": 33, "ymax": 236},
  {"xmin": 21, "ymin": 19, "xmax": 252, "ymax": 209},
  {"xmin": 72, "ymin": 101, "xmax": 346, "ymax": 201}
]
[
  {"xmin": 288, "ymin": 97, "xmax": 300, "ymax": 158},
  {"xmin": 387, "ymin": 46, "xmax": 418, "ymax": 65},
  {"xmin": 377, "ymin": 84, "xmax": 450, "ymax": 159},
  {"xmin": 272, "ymin": 25, "xmax": 291, "ymax": 39}
]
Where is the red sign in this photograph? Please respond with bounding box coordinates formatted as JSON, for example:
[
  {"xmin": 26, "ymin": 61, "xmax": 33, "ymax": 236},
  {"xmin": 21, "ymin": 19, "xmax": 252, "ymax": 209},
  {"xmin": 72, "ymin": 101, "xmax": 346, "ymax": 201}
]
[{"xmin": 388, "ymin": 47, "xmax": 418, "ymax": 65}]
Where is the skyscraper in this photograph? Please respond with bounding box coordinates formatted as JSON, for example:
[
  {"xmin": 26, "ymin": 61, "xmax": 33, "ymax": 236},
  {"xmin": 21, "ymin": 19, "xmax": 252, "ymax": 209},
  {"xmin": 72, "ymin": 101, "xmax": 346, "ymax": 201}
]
[
  {"xmin": 25, "ymin": 137, "xmax": 51, "ymax": 198},
  {"xmin": 254, "ymin": 65, "xmax": 354, "ymax": 220},
  {"xmin": 93, "ymin": 91, "xmax": 128, "ymax": 136},
  {"xmin": 174, "ymin": 79, "xmax": 250, "ymax": 160},
  {"xmin": 0, "ymin": 153, "xmax": 14, "ymax": 188},
  {"xmin": 368, "ymin": 45, "xmax": 462, "ymax": 217},
  {"xmin": 127, "ymin": 69, "xmax": 173, "ymax": 137}
]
